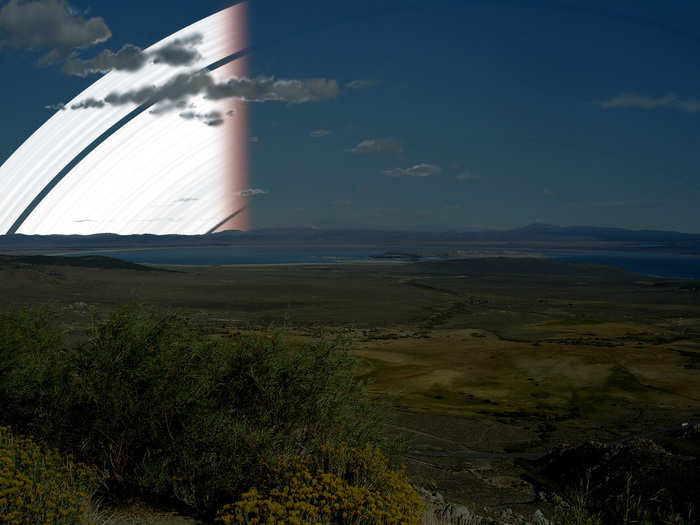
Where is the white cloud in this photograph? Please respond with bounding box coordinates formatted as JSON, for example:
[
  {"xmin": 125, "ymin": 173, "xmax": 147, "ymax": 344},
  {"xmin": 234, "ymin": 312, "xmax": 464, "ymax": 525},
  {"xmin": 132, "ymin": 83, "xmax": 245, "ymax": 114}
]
[
  {"xmin": 351, "ymin": 138, "xmax": 403, "ymax": 155},
  {"xmin": 599, "ymin": 92, "xmax": 700, "ymax": 113},
  {"xmin": 383, "ymin": 163, "xmax": 441, "ymax": 178}
]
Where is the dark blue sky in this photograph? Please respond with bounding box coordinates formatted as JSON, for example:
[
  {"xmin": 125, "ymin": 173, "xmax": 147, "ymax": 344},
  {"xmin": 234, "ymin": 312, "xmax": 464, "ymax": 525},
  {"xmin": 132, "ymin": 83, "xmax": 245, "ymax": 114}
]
[{"xmin": 2, "ymin": 0, "xmax": 700, "ymax": 232}]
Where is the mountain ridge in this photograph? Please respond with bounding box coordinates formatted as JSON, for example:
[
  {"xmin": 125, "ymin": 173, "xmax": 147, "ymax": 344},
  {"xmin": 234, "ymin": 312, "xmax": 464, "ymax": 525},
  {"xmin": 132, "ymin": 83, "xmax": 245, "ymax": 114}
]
[{"xmin": 1, "ymin": 224, "xmax": 699, "ymax": 255}]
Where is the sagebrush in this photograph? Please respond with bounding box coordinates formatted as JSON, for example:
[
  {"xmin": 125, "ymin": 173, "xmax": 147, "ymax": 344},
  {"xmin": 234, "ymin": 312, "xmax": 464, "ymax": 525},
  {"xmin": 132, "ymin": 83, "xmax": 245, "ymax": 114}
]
[{"xmin": 0, "ymin": 305, "xmax": 385, "ymax": 516}]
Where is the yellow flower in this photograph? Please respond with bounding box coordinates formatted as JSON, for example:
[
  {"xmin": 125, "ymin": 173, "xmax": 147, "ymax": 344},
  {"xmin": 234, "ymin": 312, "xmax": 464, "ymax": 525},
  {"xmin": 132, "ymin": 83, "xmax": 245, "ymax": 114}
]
[{"xmin": 216, "ymin": 444, "xmax": 423, "ymax": 525}]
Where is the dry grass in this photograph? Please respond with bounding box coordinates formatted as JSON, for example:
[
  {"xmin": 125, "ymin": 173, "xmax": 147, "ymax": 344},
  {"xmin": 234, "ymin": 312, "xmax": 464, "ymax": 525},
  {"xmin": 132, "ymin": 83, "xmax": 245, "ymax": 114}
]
[
  {"xmin": 348, "ymin": 324, "xmax": 700, "ymax": 427},
  {"xmin": 88, "ymin": 502, "xmax": 199, "ymax": 525}
]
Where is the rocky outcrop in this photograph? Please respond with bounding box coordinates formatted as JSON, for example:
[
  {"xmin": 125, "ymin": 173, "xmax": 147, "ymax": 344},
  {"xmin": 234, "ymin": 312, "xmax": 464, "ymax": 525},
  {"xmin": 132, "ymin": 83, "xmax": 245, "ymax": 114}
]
[
  {"xmin": 525, "ymin": 436, "xmax": 699, "ymax": 522},
  {"xmin": 420, "ymin": 488, "xmax": 550, "ymax": 525}
]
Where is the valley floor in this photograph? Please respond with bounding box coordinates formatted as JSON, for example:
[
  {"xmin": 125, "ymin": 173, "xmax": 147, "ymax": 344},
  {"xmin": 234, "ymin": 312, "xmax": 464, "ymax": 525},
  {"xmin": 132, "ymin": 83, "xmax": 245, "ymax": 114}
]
[{"xmin": 2, "ymin": 255, "xmax": 699, "ymax": 522}]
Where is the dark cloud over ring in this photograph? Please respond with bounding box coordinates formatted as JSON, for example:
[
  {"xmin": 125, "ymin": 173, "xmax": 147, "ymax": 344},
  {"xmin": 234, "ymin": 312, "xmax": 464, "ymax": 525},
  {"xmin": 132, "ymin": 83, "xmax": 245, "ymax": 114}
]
[
  {"xmin": 69, "ymin": 72, "xmax": 340, "ymax": 110},
  {"xmin": 62, "ymin": 34, "xmax": 203, "ymax": 76}
]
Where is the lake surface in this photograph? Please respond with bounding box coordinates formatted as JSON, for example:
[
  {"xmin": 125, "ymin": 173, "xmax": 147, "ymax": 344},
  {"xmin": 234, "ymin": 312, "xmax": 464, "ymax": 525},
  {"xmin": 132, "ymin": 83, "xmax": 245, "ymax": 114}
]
[{"xmin": 62, "ymin": 246, "xmax": 700, "ymax": 279}]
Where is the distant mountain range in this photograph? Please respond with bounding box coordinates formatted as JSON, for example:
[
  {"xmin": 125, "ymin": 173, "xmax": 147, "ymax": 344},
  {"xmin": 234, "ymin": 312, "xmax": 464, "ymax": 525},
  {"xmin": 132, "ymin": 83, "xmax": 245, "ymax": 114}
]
[{"xmin": 1, "ymin": 224, "xmax": 699, "ymax": 255}]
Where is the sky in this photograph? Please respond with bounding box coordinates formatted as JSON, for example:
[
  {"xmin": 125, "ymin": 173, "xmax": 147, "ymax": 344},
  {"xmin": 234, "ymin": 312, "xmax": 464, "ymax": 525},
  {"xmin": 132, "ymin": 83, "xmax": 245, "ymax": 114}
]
[{"xmin": 1, "ymin": 0, "xmax": 700, "ymax": 233}]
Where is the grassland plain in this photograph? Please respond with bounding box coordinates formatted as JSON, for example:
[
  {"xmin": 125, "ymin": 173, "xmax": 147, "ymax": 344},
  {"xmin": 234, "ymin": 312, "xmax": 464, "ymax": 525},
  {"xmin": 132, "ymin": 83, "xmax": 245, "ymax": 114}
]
[{"xmin": 1, "ymin": 255, "xmax": 699, "ymax": 521}]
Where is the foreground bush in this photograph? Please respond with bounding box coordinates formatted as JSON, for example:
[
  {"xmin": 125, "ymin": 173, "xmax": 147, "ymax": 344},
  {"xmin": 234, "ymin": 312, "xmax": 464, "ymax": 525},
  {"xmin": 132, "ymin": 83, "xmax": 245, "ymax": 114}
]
[
  {"xmin": 217, "ymin": 443, "xmax": 423, "ymax": 524},
  {"xmin": 0, "ymin": 306, "xmax": 66, "ymax": 432},
  {"xmin": 0, "ymin": 426, "xmax": 97, "ymax": 525},
  {"xmin": 0, "ymin": 306, "xmax": 384, "ymax": 516}
]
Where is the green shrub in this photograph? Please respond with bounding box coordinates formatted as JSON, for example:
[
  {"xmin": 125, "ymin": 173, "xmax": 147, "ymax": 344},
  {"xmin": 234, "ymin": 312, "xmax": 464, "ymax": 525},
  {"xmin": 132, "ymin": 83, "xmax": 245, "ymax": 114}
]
[
  {"xmin": 0, "ymin": 426, "xmax": 98, "ymax": 525},
  {"xmin": 0, "ymin": 306, "xmax": 384, "ymax": 516},
  {"xmin": 0, "ymin": 306, "xmax": 66, "ymax": 433}
]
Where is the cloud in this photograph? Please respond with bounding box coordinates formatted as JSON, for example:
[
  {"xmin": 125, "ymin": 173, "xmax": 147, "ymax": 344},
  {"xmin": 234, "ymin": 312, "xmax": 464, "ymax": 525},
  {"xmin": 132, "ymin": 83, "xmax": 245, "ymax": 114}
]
[
  {"xmin": 114, "ymin": 72, "xmax": 204, "ymax": 105},
  {"xmin": 71, "ymin": 70, "xmax": 212, "ymax": 109},
  {"xmin": 351, "ymin": 137, "xmax": 403, "ymax": 155},
  {"xmin": 61, "ymin": 34, "xmax": 202, "ymax": 76},
  {"xmin": 235, "ymin": 188, "xmax": 268, "ymax": 197},
  {"xmin": 149, "ymin": 99, "xmax": 189, "ymax": 116},
  {"xmin": 45, "ymin": 102, "xmax": 66, "ymax": 111},
  {"xmin": 455, "ymin": 172, "xmax": 480, "ymax": 180},
  {"xmin": 345, "ymin": 79, "xmax": 376, "ymax": 90},
  {"xmin": 598, "ymin": 92, "xmax": 700, "ymax": 113},
  {"xmin": 174, "ymin": 197, "xmax": 198, "ymax": 203},
  {"xmin": 62, "ymin": 43, "xmax": 146, "ymax": 75},
  {"xmin": 70, "ymin": 98, "xmax": 105, "ymax": 109},
  {"xmin": 383, "ymin": 163, "xmax": 441, "ymax": 178},
  {"xmin": 151, "ymin": 34, "xmax": 202, "ymax": 66},
  {"xmin": 206, "ymin": 76, "xmax": 340, "ymax": 104},
  {"xmin": 179, "ymin": 110, "xmax": 224, "ymax": 127},
  {"xmin": 0, "ymin": 0, "xmax": 111, "ymax": 63},
  {"xmin": 69, "ymin": 72, "xmax": 340, "ymax": 110},
  {"xmin": 310, "ymin": 129, "xmax": 331, "ymax": 137}
]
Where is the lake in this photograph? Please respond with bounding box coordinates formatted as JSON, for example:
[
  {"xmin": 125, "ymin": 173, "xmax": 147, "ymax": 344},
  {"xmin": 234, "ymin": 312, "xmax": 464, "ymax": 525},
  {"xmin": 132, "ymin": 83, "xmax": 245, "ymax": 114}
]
[
  {"xmin": 62, "ymin": 246, "xmax": 700, "ymax": 280},
  {"xmin": 550, "ymin": 252, "xmax": 700, "ymax": 280}
]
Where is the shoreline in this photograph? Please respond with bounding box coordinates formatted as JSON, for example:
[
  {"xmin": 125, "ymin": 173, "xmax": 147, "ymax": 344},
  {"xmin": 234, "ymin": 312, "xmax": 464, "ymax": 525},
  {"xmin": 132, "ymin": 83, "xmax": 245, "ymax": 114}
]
[{"xmin": 1, "ymin": 249, "xmax": 699, "ymax": 280}]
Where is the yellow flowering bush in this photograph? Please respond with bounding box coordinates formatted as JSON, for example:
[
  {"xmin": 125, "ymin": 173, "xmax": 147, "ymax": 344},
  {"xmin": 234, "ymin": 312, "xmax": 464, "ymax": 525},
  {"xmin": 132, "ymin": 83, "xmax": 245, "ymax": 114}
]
[
  {"xmin": 0, "ymin": 426, "xmax": 98, "ymax": 525},
  {"xmin": 216, "ymin": 444, "xmax": 423, "ymax": 525}
]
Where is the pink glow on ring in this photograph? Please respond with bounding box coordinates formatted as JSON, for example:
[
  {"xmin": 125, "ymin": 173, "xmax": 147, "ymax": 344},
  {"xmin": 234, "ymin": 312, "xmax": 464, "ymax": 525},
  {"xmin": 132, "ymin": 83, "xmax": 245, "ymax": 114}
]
[{"xmin": 218, "ymin": 2, "xmax": 249, "ymax": 232}]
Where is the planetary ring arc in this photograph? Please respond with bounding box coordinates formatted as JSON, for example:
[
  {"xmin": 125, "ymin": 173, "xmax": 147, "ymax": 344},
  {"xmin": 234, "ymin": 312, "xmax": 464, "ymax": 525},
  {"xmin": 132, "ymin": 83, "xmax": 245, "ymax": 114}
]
[
  {"xmin": 6, "ymin": 48, "xmax": 249, "ymax": 235},
  {"xmin": 0, "ymin": 3, "xmax": 249, "ymax": 236},
  {"xmin": 206, "ymin": 206, "xmax": 248, "ymax": 235}
]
